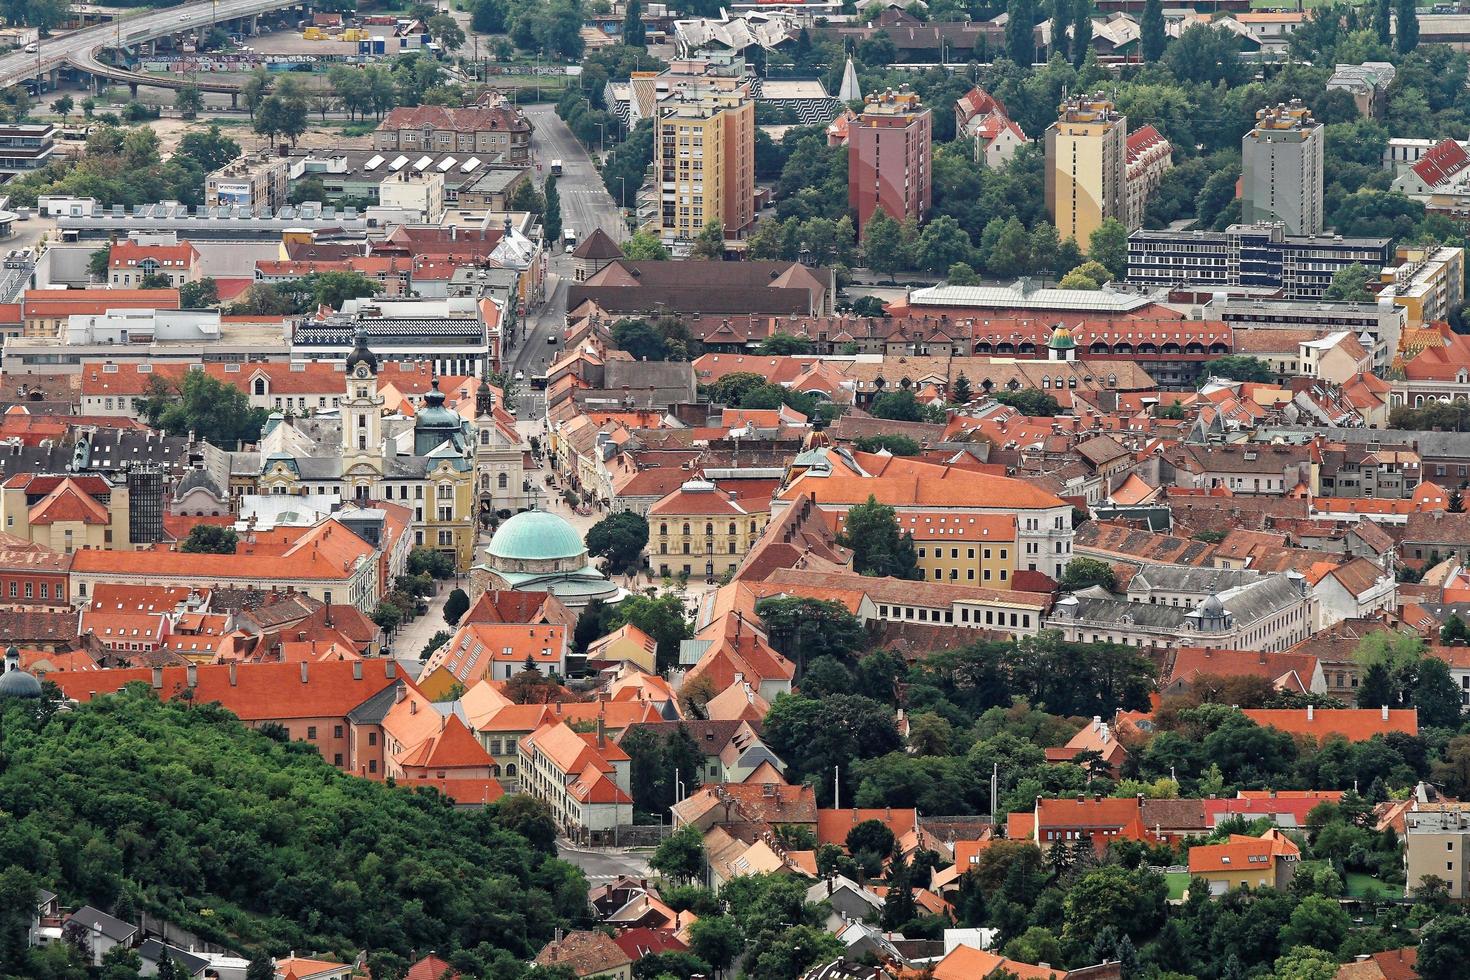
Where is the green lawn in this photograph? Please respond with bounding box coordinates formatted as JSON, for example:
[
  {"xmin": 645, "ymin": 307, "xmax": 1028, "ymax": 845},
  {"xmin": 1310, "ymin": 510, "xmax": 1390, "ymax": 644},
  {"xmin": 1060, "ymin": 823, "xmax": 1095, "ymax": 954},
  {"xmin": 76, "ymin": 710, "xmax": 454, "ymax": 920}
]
[
  {"xmin": 1298, "ymin": 860, "xmax": 1393, "ymax": 899},
  {"xmin": 1167, "ymin": 871, "xmax": 1191, "ymax": 900}
]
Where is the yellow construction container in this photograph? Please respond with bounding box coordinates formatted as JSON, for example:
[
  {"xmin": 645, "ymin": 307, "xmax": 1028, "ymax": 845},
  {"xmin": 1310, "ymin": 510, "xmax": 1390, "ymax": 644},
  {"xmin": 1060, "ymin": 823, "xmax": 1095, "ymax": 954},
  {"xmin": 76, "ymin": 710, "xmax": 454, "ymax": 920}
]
[
  {"xmin": 303, "ymin": 26, "xmax": 324, "ymax": 39},
  {"xmin": 342, "ymin": 27, "xmax": 367, "ymax": 40}
]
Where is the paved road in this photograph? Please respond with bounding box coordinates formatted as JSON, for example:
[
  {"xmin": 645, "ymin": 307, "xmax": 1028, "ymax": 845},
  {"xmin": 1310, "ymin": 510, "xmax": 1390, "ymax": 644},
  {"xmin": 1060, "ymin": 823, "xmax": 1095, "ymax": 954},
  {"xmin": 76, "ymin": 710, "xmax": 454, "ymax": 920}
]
[
  {"xmin": 523, "ymin": 106, "xmax": 628, "ymax": 247},
  {"xmin": 386, "ymin": 583, "xmax": 453, "ymax": 662},
  {"xmin": 557, "ymin": 840, "xmax": 653, "ymax": 881},
  {"xmin": 0, "ymin": 0, "xmax": 299, "ymax": 90},
  {"xmin": 508, "ymin": 107, "xmax": 629, "ymax": 393}
]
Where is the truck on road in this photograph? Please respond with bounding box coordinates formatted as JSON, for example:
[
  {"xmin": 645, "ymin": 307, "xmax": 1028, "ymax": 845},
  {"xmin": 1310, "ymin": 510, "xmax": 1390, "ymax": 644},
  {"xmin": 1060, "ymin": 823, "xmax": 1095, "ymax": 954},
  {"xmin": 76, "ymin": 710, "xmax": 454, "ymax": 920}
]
[{"xmin": 550, "ymin": 159, "xmax": 563, "ymax": 176}]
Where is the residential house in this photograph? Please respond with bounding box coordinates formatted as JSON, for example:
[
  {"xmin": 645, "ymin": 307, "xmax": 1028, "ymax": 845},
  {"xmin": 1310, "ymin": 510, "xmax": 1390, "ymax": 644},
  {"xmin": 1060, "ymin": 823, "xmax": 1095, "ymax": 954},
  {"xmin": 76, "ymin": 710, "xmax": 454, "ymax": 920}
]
[
  {"xmin": 534, "ymin": 931, "xmax": 634, "ymax": 980},
  {"xmin": 619, "ymin": 719, "xmax": 782, "ymax": 785},
  {"xmin": 1242, "ymin": 705, "xmax": 1419, "ymax": 742},
  {"xmin": 417, "ymin": 622, "xmax": 568, "ymax": 694},
  {"xmin": 586, "ymin": 623, "xmax": 658, "ymax": 674},
  {"xmin": 1186, "ymin": 829, "xmax": 1301, "ymax": 897},
  {"xmin": 1007, "ymin": 796, "xmax": 1154, "ymax": 856},
  {"xmin": 67, "ymin": 907, "xmax": 139, "ymax": 967},
  {"xmin": 1404, "ymin": 807, "xmax": 1470, "ymax": 898}
]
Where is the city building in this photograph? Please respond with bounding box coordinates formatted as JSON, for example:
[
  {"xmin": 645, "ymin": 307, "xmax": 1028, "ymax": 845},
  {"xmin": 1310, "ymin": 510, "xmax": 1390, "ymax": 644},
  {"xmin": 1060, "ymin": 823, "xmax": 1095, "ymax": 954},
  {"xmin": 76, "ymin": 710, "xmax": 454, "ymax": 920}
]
[
  {"xmin": 472, "ymin": 509, "xmax": 620, "ymax": 610},
  {"xmin": 0, "ymin": 474, "xmax": 132, "ymax": 554},
  {"xmin": 775, "ymin": 448, "xmax": 1076, "ymax": 579},
  {"xmin": 67, "ymin": 519, "xmax": 381, "ymax": 608},
  {"xmin": 0, "ymin": 123, "xmax": 55, "ymax": 175},
  {"xmin": 649, "ymin": 478, "xmax": 772, "ymax": 580},
  {"xmin": 1048, "ymin": 572, "xmax": 1316, "ymax": 653},
  {"xmin": 649, "ymin": 86, "xmax": 755, "ymax": 242},
  {"xmin": 1045, "ymin": 93, "xmax": 1127, "ymax": 247},
  {"xmin": 19, "ymin": 287, "xmax": 181, "ymax": 339},
  {"xmin": 372, "ymin": 103, "xmax": 532, "ymax": 166},
  {"xmin": 518, "ymin": 721, "xmax": 634, "ymax": 835},
  {"xmin": 1378, "ymin": 244, "xmax": 1465, "ymax": 328},
  {"xmin": 1241, "ymin": 100, "xmax": 1324, "ymax": 236},
  {"xmin": 1126, "ymin": 224, "xmax": 1393, "ymax": 300},
  {"xmin": 1405, "ymin": 807, "xmax": 1470, "ymax": 898},
  {"xmin": 293, "ymin": 297, "xmax": 495, "ymax": 378},
  {"xmin": 1205, "ymin": 296, "xmax": 1405, "ymax": 372},
  {"xmin": 285, "ymin": 147, "xmax": 527, "ymax": 208},
  {"xmin": 534, "ymin": 930, "xmax": 634, "ymax": 980},
  {"xmin": 1124, "ymin": 125, "xmax": 1172, "ymax": 231},
  {"xmin": 1326, "ymin": 62, "xmax": 1396, "ymax": 118},
  {"xmin": 107, "ymin": 240, "xmax": 199, "ymax": 288},
  {"xmin": 377, "ymin": 169, "xmax": 445, "ymax": 223},
  {"xmin": 848, "ymin": 87, "xmax": 932, "ymax": 237},
  {"xmin": 205, "ymin": 153, "xmax": 290, "ymax": 211},
  {"xmin": 246, "ymin": 335, "xmax": 480, "ymax": 571},
  {"xmin": 954, "ymin": 87, "xmax": 1027, "ymax": 168}
]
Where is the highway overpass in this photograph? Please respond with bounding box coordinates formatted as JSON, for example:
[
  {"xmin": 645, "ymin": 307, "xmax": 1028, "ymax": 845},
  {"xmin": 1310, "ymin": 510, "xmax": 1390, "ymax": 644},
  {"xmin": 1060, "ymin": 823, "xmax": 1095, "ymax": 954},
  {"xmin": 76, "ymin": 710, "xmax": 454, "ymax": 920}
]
[{"xmin": 0, "ymin": 0, "xmax": 311, "ymax": 96}]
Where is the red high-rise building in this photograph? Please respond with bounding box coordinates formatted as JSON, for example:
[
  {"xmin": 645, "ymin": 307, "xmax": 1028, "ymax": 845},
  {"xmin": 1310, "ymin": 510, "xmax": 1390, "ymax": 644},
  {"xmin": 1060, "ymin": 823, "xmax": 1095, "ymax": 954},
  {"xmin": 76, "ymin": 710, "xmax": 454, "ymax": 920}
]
[{"xmin": 848, "ymin": 87, "xmax": 932, "ymax": 237}]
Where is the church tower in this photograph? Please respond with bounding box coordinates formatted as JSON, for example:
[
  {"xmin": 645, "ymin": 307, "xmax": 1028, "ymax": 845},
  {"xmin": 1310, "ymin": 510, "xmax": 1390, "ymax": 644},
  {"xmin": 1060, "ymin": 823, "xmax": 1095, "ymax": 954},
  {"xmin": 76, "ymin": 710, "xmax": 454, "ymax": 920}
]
[{"xmin": 342, "ymin": 327, "xmax": 385, "ymax": 499}]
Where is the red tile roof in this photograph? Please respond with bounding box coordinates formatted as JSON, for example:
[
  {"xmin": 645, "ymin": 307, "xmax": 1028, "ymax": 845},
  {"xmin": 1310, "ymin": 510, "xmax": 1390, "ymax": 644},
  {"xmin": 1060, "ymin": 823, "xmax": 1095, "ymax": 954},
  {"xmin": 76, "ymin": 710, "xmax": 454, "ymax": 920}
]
[
  {"xmin": 1243, "ymin": 708, "xmax": 1418, "ymax": 741},
  {"xmin": 398, "ymin": 714, "xmax": 494, "ymax": 769},
  {"xmin": 28, "ymin": 478, "xmax": 110, "ymax": 525},
  {"xmin": 1412, "ymin": 138, "xmax": 1470, "ymax": 187},
  {"xmin": 108, "ymin": 241, "xmax": 198, "ymax": 270},
  {"xmin": 48, "ymin": 660, "xmax": 404, "ymax": 720}
]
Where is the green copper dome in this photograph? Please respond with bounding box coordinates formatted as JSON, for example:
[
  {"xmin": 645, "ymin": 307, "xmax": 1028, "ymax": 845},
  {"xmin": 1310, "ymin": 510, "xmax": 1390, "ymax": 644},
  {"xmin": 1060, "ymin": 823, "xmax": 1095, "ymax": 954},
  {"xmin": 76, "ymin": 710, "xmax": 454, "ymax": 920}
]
[{"xmin": 488, "ymin": 509, "xmax": 586, "ymax": 562}]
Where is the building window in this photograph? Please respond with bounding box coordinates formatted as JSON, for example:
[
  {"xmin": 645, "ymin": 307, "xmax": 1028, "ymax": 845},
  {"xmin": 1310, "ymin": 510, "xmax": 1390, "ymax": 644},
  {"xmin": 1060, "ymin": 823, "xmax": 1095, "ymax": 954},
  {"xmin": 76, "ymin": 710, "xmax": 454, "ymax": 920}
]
[{"xmin": 307, "ymin": 726, "xmax": 318, "ymax": 740}]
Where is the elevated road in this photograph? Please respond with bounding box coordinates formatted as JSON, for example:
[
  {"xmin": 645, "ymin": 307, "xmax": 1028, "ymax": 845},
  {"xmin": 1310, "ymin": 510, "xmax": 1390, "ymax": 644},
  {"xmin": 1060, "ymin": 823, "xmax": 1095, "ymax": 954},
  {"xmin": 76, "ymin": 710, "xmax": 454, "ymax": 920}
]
[{"xmin": 0, "ymin": 0, "xmax": 307, "ymax": 94}]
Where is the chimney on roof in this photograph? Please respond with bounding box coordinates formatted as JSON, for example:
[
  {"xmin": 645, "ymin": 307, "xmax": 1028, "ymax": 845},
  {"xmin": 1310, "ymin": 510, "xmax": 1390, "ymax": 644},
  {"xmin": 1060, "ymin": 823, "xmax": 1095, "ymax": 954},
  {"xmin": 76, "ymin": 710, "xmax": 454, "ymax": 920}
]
[
  {"xmin": 151, "ymin": 667, "xmax": 163, "ymax": 689},
  {"xmin": 1382, "ymin": 704, "xmax": 1390, "ymax": 721},
  {"xmin": 597, "ymin": 713, "xmax": 606, "ymax": 748},
  {"xmin": 395, "ymin": 684, "xmax": 406, "ymax": 703}
]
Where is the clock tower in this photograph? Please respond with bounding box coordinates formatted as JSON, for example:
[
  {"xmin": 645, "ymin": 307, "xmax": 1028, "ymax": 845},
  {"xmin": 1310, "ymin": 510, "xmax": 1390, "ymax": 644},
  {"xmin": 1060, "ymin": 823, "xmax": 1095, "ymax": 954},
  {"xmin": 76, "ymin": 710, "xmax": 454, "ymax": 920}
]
[{"xmin": 342, "ymin": 327, "xmax": 384, "ymax": 500}]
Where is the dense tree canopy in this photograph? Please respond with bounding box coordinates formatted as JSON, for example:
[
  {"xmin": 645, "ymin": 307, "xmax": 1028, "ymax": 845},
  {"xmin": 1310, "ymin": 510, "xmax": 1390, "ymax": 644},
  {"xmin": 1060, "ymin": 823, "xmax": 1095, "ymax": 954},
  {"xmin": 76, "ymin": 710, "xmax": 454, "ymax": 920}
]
[{"xmin": 0, "ymin": 689, "xmax": 585, "ymax": 976}]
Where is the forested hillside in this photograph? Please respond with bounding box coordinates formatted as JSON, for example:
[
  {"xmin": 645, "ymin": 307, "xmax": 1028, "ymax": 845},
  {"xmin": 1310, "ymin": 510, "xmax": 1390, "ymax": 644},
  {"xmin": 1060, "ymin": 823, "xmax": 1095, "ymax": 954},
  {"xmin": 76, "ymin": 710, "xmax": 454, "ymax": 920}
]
[{"xmin": 0, "ymin": 686, "xmax": 589, "ymax": 980}]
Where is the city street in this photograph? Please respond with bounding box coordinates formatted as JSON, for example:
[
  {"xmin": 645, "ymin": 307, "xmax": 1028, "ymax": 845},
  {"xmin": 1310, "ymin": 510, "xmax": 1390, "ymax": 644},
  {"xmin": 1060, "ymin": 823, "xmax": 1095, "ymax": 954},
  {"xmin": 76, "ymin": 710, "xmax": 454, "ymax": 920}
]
[
  {"xmin": 387, "ymin": 584, "xmax": 453, "ymax": 662},
  {"xmin": 556, "ymin": 840, "xmax": 652, "ymax": 882}
]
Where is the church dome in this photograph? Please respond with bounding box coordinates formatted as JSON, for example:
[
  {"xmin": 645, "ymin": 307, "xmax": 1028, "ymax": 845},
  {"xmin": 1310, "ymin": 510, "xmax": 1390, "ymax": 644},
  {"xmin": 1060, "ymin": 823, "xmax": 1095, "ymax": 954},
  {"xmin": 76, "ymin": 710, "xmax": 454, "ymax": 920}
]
[
  {"xmin": 414, "ymin": 379, "xmax": 462, "ymax": 432},
  {"xmin": 0, "ymin": 645, "xmax": 41, "ymax": 699},
  {"xmin": 489, "ymin": 509, "xmax": 586, "ymax": 563}
]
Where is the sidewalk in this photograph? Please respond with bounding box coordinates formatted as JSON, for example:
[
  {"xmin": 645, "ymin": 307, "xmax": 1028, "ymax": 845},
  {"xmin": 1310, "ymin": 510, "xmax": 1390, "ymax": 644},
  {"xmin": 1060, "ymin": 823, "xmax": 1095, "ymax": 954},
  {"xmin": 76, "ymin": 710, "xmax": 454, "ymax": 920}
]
[{"xmin": 388, "ymin": 585, "xmax": 454, "ymax": 661}]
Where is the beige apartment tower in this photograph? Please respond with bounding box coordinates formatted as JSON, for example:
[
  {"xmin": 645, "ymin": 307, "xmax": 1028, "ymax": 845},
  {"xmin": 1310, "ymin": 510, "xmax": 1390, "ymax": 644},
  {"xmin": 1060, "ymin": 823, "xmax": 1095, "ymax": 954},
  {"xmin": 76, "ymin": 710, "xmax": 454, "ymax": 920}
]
[
  {"xmin": 650, "ymin": 88, "xmax": 755, "ymax": 244},
  {"xmin": 1045, "ymin": 94, "xmax": 1127, "ymax": 249}
]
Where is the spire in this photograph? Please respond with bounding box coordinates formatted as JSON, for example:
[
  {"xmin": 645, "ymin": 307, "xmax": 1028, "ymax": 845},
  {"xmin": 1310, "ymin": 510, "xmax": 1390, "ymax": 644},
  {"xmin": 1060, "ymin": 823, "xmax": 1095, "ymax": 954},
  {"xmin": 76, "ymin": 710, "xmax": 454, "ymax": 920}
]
[
  {"xmin": 425, "ymin": 377, "xmax": 445, "ymax": 409},
  {"xmin": 345, "ymin": 326, "xmax": 378, "ymax": 375},
  {"xmin": 838, "ymin": 57, "xmax": 862, "ymax": 104},
  {"xmin": 476, "ymin": 365, "xmax": 495, "ymax": 418}
]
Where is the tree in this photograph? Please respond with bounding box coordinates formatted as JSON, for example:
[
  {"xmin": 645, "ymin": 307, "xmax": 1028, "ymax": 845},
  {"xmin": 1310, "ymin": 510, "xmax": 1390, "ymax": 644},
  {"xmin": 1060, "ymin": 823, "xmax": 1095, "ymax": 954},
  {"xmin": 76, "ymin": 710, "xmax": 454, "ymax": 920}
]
[
  {"xmin": 881, "ymin": 858, "xmax": 918, "ymax": 928},
  {"xmin": 651, "ymin": 825, "xmax": 705, "ymax": 883},
  {"xmin": 622, "ymin": 230, "xmax": 670, "ymax": 261},
  {"xmin": 757, "ymin": 332, "xmax": 812, "ymax": 355},
  {"xmin": 846, "ymin": 818, "xmax": 896, "ymax": 864},
  {"xmin": 853, "ymin": 434, "xmax": 921, "ymax": 455},
  {"xmin": 948, "ymin": 262, "xmax": 980, "ymax": 286},
  {"xmin": 409, "ymin": 546, "xmax": 456, "ymax": 579},
  {"xmin": 1071, "ymin": 0, "xmax": 1092, "ymax": 69},
  {"xmin": 1451, "ymin": 488, "xmax": 1466, "ymax": 514},
  {"xmin": 764, "ymin": 694, "xmax": 902, "ymax": 804},
  {"xmin": 179, "ymin": 525, "xmax": 239, "ymax": 555},
  {"xmin": 240, "ymin": 67, "xmax": 271, "ymax": 121},
  {"xmin": 246, "ymin": 955, "xmax": 274, "ymax": 980},
  {"xmin": 952, "ymin": 373, "xmax": 973, "ymax": 404},
  {"xmin": 50, "ymin": 94, "xmax": 71, "ymax": 122},
  {"xmin": 1050, "ymin": 0, "xmax": 1070, "ymax": 63},
  {"xmin": 1376, "ymin": 0, "xmax": 1392, "ymax": 45},
  {"xmin": 755, "ymin": 596, "xmax": 866, "ymax": 670},
  {"xmin": 1419, "ymin": 915, "xmax": 1470, "ymax": 980},
  {"xmin": 615, "ymin": 592, "xmax": 692, "ymax": 672},
  {"xmin": 371, "ymin": 599, "xmax": 404, "ymax": 634},
  {"xmin": 870, "ymin": 389, "xmax": 929, "ymax": 422},
  {"xmin": 587, "ymin": 511, "xmax": 649, "ymax": 575},
  {"xmin": 174, "ymin": 85, "xmax": 202, "ymax": 120},
  {"xmin": 1278, "ymin": 896, "xmax": 1351, "ymax": 956},
  {"xmin": 1060, "ymin": 557, "xmax": 1116, "ymax": 593},
  {"xmin": 1061, "ymin": 866, "xmax": 1166, "ymax": 946},
  {"xmin": 1265, "ymin": 947, "xmax": 1338, "ymax": 980},
  {"xmin": 1206, "ymin": 355, "xmax": 1274, "ymax": 384},
  {"xmin": 687, "ymin": 915, "xmax": 743, "ymax": 975},
  {"xmin": 88, "ymin": 247, "xmax": 110, "ymax": 280},
  {"xmin": 1396, "ymin": 0, "xmax": 1418, "ymax": 52},
  {"xmin": 1087, "ymin": 217, "xmax": 1127, "ymax": 279},
  {"xmin": 542, "ymin": 174, "xmax": 562, "ymax": 246},
  {"xmin": 612, "ymin": 318, "xmax": 670, "ymax": 361},
  {"xmin": 1324, "ymin": 263, "xmax": 1374, "ymax": 302},
  {"xmin": 1141, "ymin": 0, "xmax": 1165, "ymax": 61},
  {"xmin": 1006, "ymin": 0, "xmax": 1037, "ymax": 65},
  {"xmin": 427, "ymin": 13, "xmax": 465, "ymax": 51},
  {"xmin": 179, "ymin": 277, "xmax": 219, "ymax": 308},
  {"xmin": 472, "ymin": 0, "xmax": 508, "ymax": 32},
  {"xmin": 443, "ymin": 588, "xmax": 470, "ymax": 627},
  {"xmin": 139, "ymin": 371, "xmax": 268, "ymax": 450},
  {"xmin": 690, "ymin": 218, "xmax": 724, "ymax": 259},
  {"xmin": 1442, "ymin": 614, "xmax": 1470, "ymax": 644},
  {"xmin": 623, "ymin": 0, "xmax": 646, "ymax": 47},
  {"xmin": 995, "ymin": 389, "xmax": 1061, "ymax": 416},
  {"xmin": 862, "ymin": 209, "xmax": 909, "ymax": 280},
  {"xmin": 837, "ymin": 495, "xmax": 921, "ymax": 580},
  {"xmin": 177, "ymin": 125, "xmax": 240, "ymax": 173},
  {"xmin": 914, "ymin": 215, "xmax": 974, "ymax": 274}
]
